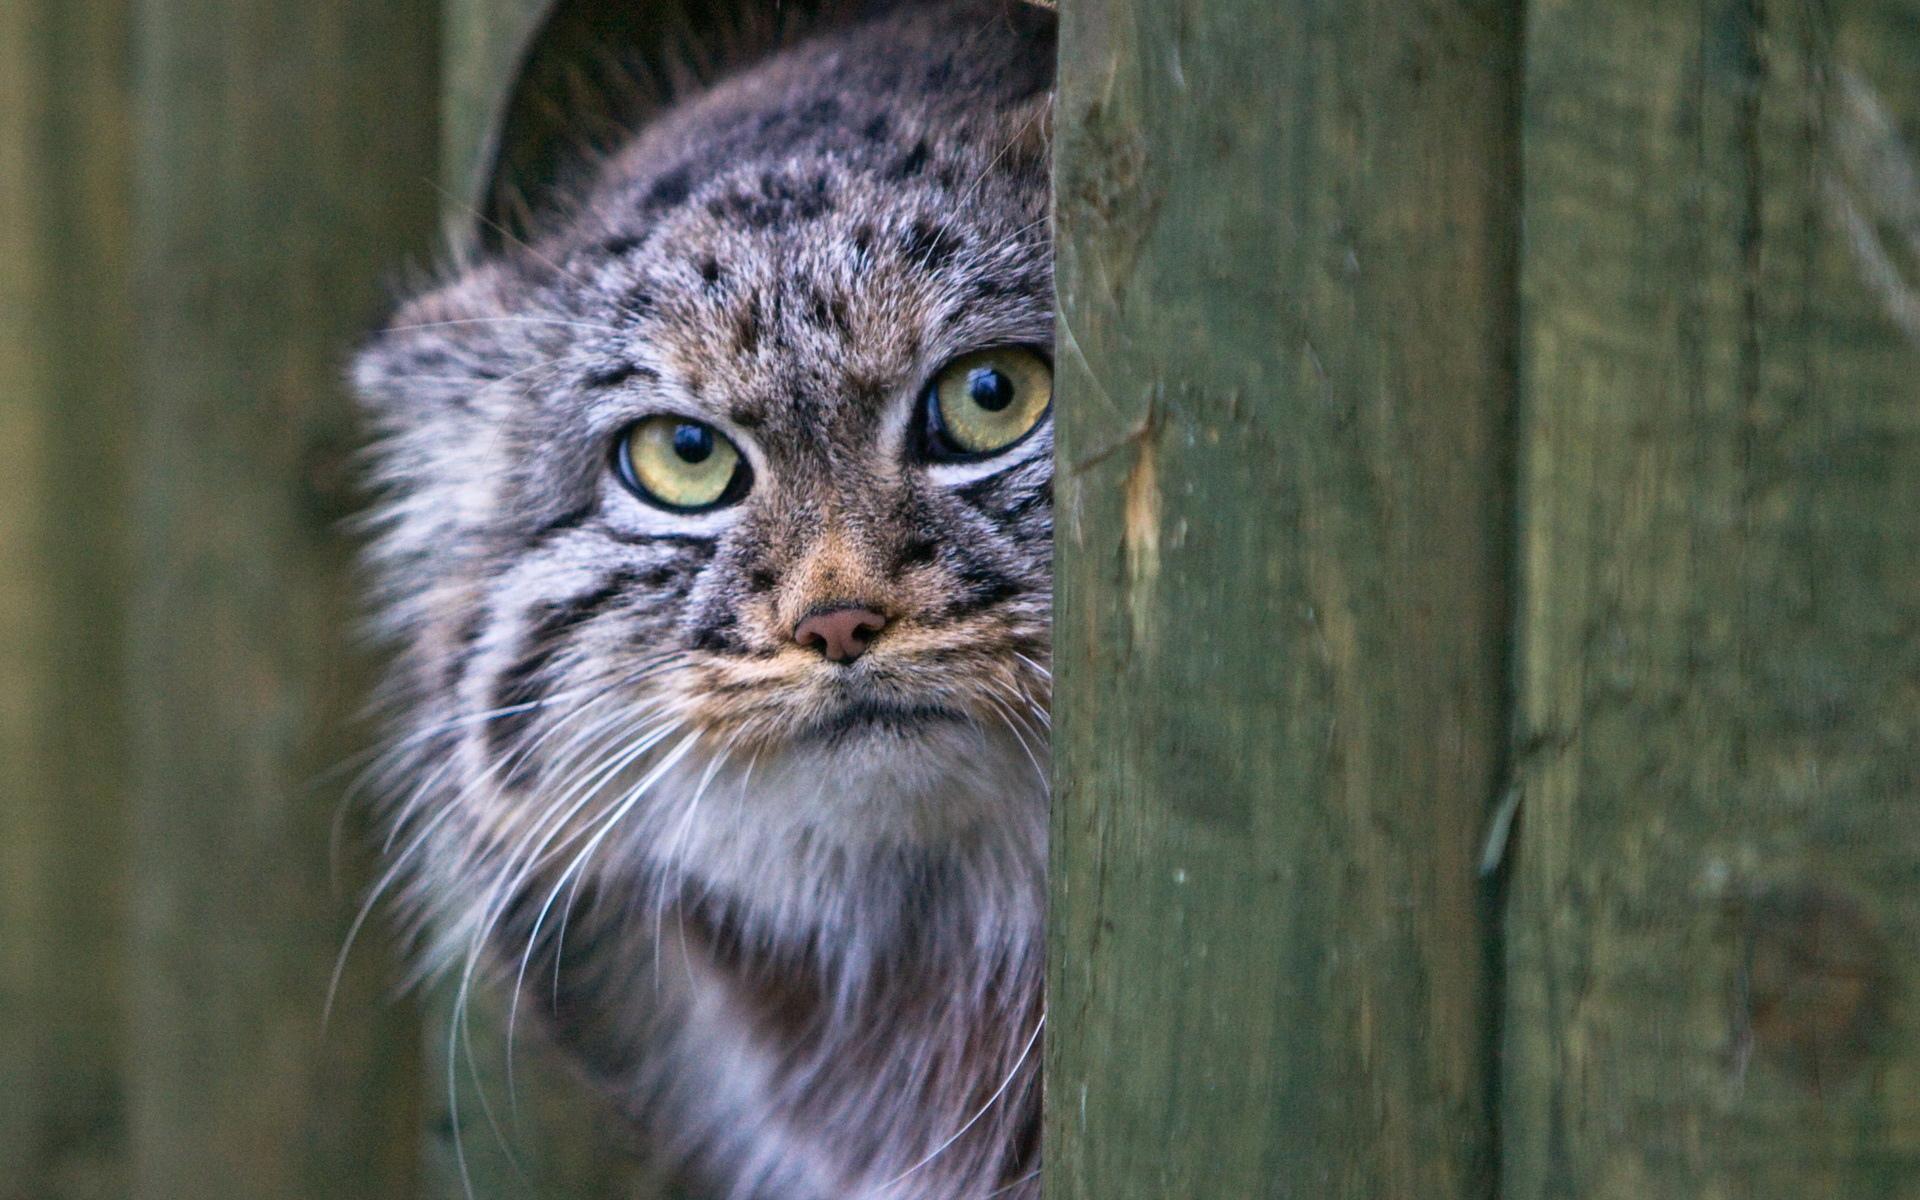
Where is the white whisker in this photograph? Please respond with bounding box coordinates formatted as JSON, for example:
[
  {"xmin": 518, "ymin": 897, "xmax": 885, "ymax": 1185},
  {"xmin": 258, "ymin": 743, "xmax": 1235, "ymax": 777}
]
[
  {"xmin": 867, "ymin": 1014, "xmax": 1045, "ymax": 1198},
  {"xmin": 379, "ymin": 315, "xmax": 622, "ymax": 336}
]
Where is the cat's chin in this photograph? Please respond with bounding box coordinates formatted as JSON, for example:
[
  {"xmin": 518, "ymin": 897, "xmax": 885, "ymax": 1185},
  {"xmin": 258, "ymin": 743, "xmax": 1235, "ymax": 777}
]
[
  {"xmin": 793, "ymin": 696, "xmax": 969, "ymax": 744},
  {"xmin": 614, "ymin": 710, "xmax": 1047, "ymax": 925},
  {"xmin": 713, "ymin": 710, "xmax": 1040, "ymax": 837}
]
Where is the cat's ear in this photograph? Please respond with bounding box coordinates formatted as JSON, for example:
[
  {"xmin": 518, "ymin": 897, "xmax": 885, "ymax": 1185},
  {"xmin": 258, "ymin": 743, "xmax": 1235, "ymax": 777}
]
[
  {"xmin": 350, "ymin": 262, "xmax": 534, "ymax": 422},
  {"xmin": 477, "ymin": 0, "xmax": 877, "ymax": 249}
]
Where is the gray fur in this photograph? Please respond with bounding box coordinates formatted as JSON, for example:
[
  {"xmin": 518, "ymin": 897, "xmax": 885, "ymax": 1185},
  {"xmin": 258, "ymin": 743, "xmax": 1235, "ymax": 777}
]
[{"xmin": 351, "ymin": 3, "xmax": 1054, "ymax": 1196}]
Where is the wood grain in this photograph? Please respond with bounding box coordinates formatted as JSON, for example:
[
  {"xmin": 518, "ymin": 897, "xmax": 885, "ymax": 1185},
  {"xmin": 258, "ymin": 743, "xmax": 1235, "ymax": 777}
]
[
  {"xmin": 1504, "ymin": 2, "xmax": 1920, "ymax": 1195},
  {"xmin": 1046, "ymin": 1, "xmax": 1520, "ymax": 1195},
  {"xmin": 0, "ymin": 3, "xmax": 134, "ymax": 1196},
  {"xmin": 122, "ymin": 1, "xmax": 439, "ymax": 1195}
]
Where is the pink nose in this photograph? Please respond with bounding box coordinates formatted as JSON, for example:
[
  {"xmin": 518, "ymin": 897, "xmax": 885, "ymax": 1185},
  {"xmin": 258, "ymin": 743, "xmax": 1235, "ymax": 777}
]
[{"xmin": 793, "ymin": 605, "xmax": 888, "ymax": 663}]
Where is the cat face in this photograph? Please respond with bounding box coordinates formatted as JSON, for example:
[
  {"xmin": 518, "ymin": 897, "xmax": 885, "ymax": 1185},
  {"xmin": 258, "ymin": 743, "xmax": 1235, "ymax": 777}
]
[{"xmin": 352, "ymin": 0, "xmax": 1054, "ymax": 954}]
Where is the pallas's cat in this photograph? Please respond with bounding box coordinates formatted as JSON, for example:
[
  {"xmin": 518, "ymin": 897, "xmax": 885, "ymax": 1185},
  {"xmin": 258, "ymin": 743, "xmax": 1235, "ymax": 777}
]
[{"xmin": 351, "ymin": 1, "xmax": 1054, "ymax": 1195}]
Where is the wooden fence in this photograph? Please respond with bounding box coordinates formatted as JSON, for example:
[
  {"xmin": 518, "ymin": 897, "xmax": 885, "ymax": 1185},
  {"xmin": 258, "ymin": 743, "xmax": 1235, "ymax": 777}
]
[{"xmin": 3, "ymin": 0, "xmax": 1915, "ymax": 1197}]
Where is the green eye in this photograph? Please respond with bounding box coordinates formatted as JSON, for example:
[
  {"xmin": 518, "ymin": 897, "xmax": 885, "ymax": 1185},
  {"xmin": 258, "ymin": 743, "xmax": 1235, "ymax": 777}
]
[
  {"xmin": 614, "ymin": 416, "xmax": 747, "ymax": 511},
  {"xmin": 924, "ymin": 348, "xmax": 1052, "ymax": 459}
]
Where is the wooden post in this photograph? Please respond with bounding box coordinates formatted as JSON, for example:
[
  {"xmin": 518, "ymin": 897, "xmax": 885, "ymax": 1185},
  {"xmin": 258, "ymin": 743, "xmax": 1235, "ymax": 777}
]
[
  {"xmin": 0, "ymin": 3, "xmax": 134, "ymax": 1196},
  {"xmin": 122, "ymin": 1, "xmax": 438, "ymax": 1195},
  {"xmin": 1505, "ymin": 2, "xmax": 1920, "ymax": 1195},
  {"xmin": 1046, "ymin": 1, "xmax": 1520, "ymax": 1196}
]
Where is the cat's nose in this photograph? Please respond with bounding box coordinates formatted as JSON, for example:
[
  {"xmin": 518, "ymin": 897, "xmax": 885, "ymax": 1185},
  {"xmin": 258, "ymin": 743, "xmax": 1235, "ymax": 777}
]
[{"xmin": 793, "ymin": 605, "xmax": 888, "ymax": 664}]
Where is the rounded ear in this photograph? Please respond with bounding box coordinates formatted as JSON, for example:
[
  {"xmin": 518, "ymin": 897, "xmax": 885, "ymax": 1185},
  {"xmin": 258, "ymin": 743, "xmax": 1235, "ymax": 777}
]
[{"xmin": 472, "ymin": 0, "xmax": 878, "ymax": 250}]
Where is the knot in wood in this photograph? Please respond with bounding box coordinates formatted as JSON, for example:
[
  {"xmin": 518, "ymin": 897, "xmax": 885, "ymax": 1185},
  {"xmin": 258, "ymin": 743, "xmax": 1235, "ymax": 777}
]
[{"xmin": 1743, "ymin": 883, "xmax": 1891, "ymax": 1091}]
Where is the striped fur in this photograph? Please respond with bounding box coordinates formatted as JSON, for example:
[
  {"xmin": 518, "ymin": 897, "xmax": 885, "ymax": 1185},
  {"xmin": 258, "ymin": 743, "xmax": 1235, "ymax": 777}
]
[{"xmin": 351, "ymin": 3, "xmax": 1054, "ymax": 1196}]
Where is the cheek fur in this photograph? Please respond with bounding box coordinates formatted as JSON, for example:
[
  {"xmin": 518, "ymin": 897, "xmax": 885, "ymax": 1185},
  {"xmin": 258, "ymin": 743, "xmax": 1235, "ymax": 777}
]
[{"xmin": 350, "ymin": 0, "xmax": 1057, "ymax": 1190}]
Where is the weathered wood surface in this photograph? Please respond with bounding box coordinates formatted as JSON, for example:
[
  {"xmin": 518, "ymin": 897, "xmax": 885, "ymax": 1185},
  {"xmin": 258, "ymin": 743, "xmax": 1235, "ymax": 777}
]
[
  {"xmin": 0, "ymin": 3, "xmax": 134, "ymax": 1198},
  {"xmin": 1504, "ymin": 2, "xmax": 1920, "ymax": 1197},
  {"xmin": 1046, "ymin": 1, "xmax": 1520, "ymax": 1196},
  {"xmin": 122, "ymin": 1, "xmax": 439, "ymax": 1195}
]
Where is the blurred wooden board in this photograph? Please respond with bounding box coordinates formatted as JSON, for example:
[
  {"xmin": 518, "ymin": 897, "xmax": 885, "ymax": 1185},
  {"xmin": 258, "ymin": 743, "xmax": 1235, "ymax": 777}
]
[
  {"xmin": 1505, "ymin": 2, "xmax": 1920, "ymax": 1195},
  {"xmin": 121, "ymin": 1, "xmax": 439, "ymax": 1195},
  {"xmin": 0, "ymin": 4, "xmax": 134, "ymax": 1196},
  {"xmin": 1045, "ymin": 0, "xmax": 1519, "ymax": 1194}
]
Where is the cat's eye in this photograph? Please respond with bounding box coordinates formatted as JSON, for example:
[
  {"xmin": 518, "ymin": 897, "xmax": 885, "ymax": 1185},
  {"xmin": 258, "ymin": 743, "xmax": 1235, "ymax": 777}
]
[
  {"xmin": 921, "ymin": 348, "xmax": 1052, "ymax": 460},
  {"xmin": 614, "ymin": 416, "xmax": 749, "ymax": 511}
]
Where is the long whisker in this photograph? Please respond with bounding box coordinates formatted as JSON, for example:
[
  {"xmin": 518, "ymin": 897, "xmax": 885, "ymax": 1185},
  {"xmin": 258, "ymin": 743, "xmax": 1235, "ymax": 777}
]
[
  {"xmin": 981, "ymin": 695, "xmax": 1048, "ymax": 795},
  {"xmin": 495, "ymin": 727, "xmax": 704, "ymax": 1091},
  {"xmin": 325, "ymin": 661, "xmax": 675, "ymax": 1022},
  {"xmin": 867, "ymin": 1013, "xmax": 1046, "ymax": 1198},
  {"xmin": 651, "ymin": 740, "xmax": 736, "ymax": 994},
  {"xmin": 443, "ymin": 733, "xmax": 630, "ymax": 1198},
  {"xmin": 379, "ymin": 315, "xmax": 623, "ymax": 336},
  {"xmin": 413, "ymin": 682, "xmax": 680, "ymax": 1195},
  {"xmin": 324, "ymin": 685, "xmax": 622, "ymax": 1025},
  {"xmin": 496, "ymin": 716, "xmax": 691, "ymax": 1091}
]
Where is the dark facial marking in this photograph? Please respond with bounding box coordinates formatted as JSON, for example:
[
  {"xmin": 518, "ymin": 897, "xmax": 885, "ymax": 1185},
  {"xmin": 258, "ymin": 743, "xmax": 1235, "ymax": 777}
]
[
  {"xmin": 528, "ymin": 500, "xmax": 600, "ymax": 547},
  {"xmin": 643, "ymin": 167, "xmax": 694, "ymax": 211},
  {"xmin": 1004, "ymin": 478, "xmax": 1053, "ymax": 519},
  {"xmin": 803, "ymin": 286, "xmax": 832, "ymax": 329},
  {"xmin": 892, "ymin": 537, "xmax": 940, "ymax": 574},
  {"xmin": 584, "ymin": 360, "xmax": 643, "ymax": 388},
  {"xmin": 488, "ymin": 642, "xmax": 559, "ymax": 758},
  {"xmin": 956, "ymin": 463, "xmax": 1040, "ymax": 507},
  {"xmin": 597, "ymin": 525, "xmax": 721, "ymax": 550},
  {"xmin": 639, "ymin": 562, "xmax": 686, "ymax": 590},
  {"xmin": 708, "ymin": 171, "xmax": 833, "ymax": 230},
  {"xmin": 689, "ymin": 610, "xmax": 743, "ymax": 654},
  {"xmin": 942, "ymin": 564, "xmax": 1023, "ymax": 618},
  {"xmin": 735, "ymin": 295, "xmax": 762, "ymax": 353},
  {"xmin": 901, "ymin": 219, "xmax": 963, "ymax": 270},
  {"xmin": 485, "ymin": 571, "xmax": 639, "ymax": 757},
  {"xmin": 444, "ymin": 608, "xmax": 487, "ymax": 692},
  {"xmin": 888, "ymin": 140, "xmax": 931, "ymax": 181},
  {"xmin": 964, "ymin": 276, "xmax": 1014, "ymax": 303},
  {"xmin": 530, "ymin": 572, "xmax": 638, "ymax": 645}
]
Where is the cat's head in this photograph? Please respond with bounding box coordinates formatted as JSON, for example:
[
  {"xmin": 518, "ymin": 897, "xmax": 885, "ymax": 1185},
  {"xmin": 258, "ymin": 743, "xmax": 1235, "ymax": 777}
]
[{"xmin": 352, "ymin": 0, "xmax": 1054, "ymax": 951}]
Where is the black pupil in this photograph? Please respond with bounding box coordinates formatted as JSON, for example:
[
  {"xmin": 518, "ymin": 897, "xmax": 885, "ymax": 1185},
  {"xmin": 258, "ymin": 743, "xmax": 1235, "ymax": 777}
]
[
  {"xmin": 966, "ymin": 366, "xmax": 1016, "ymax": 413},
  {"xmin": 672, "ymin": 423, "xmax": 714, "ymax": 463}
]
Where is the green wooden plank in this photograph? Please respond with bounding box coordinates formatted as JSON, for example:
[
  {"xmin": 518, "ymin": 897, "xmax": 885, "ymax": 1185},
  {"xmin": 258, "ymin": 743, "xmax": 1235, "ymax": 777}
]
[
  {"xmin": 0, "ymin": 3, "xmax": 134, "ymax": 1197},
  {"xmin": 444, "ymin": 0, "xmax": 558, "ymax": 231},
  {"xmin": 1505, "ymin": 2, "xmax": 1920, "ymax": 1196},
  {"xmin": 122, "ymin": 2, "xmax": 440, "ymax": 1196},
  {"xmin": 1046, "ymin": 2, "xmax": 1519, "ymax": 1197}
]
